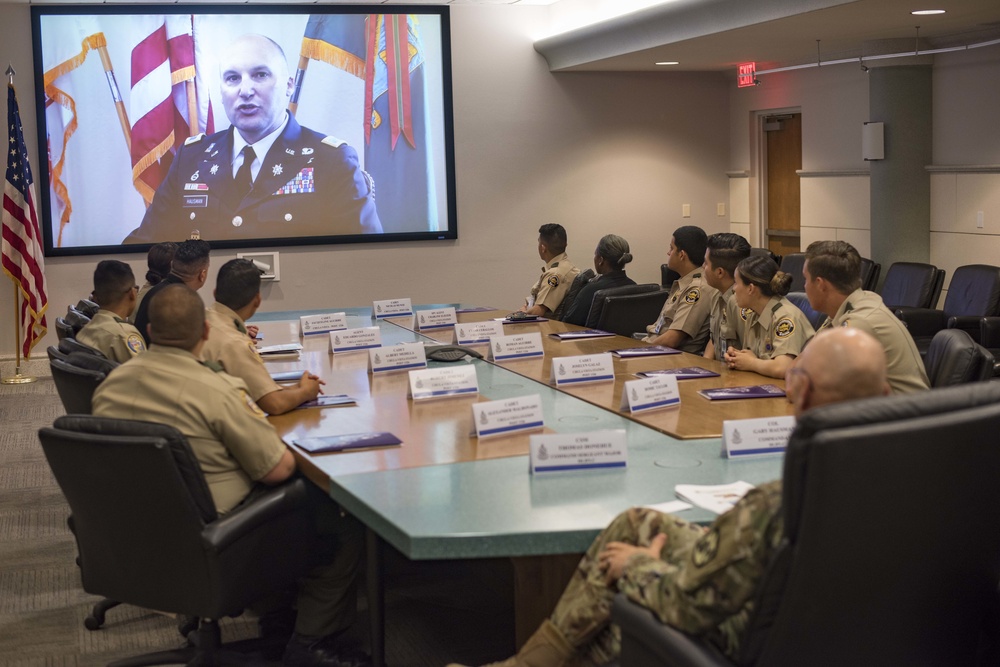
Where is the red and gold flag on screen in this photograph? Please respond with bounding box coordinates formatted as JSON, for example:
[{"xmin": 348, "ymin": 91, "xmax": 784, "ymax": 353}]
[{"xmin": 2, "ymin": 83, "xmax": 49, "ymax": 358}]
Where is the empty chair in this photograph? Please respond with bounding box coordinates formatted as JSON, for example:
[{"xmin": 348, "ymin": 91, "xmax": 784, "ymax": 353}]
[
  {"xmin": 585, "ymin": 283, "xmax": 661, "ymax": 332},
  {"xmin": 46, "ymin": 345, "xmax": 68, "ymax": 363},
  {"xmin": 58, "ymin": 337, "xmax": 106, "ymax": 359},
  {"xmin": 785, "ymin": 292, "xmax": 826, "ymax": 330},
  {"xmin": 661, "ymin": 264, "xmax": 681, "ymax": 290},
  {"xmin": 64, "ymin": 308, "xmax": 91, "ymax": 334},
  {"xmin": 777, "ymin": 253, "xmax": 806, "ymax": 292},
  {"xmin": 879, "ymin": 262, "xmax": 945, "ymax": 309},
  {"xmin": 54, "ymin": 317, "xmax": 75, "ymax": 341},
  {"xmin": 75, "ymin": 298, "xmax": 100, "ymax": 318},
  {"xmin": 49, "ymin": 358, "xmax": 108, "ymax": 414},
  {"xmin": 552, "ymin": 268, "xmax": 595, "ymax": 321},
  {"xmin": 923, "ymin": 328, "xmax": 994, "ymax": 388},
  {"xmin": 593, "ymin": 288, "xmax": 670, "ymax": 337},
  {"xmin": 859, "ymin": 257, "xmax": 881, "ymax": 291},
  {"xmin": 613, "ymin": 381, "xmax": 1000, "ymax": 666}
]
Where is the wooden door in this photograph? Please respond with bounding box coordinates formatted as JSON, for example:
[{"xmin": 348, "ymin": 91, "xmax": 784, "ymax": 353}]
[{"xmin": 765, "ymin": 113, "xmax": 802, "ymax": 257}]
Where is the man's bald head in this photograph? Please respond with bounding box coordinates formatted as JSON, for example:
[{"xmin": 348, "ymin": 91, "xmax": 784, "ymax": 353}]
[
  {"xmin": 219, "ymin": 33, "xmax": 293, "ymax": 144},
  {"xmin": 147, "ymin": 284, "xmax": 206, "ymax": 351},
  {"xmin": 786, "ymin": 327, "xmax": 890, "ymax": 416}
]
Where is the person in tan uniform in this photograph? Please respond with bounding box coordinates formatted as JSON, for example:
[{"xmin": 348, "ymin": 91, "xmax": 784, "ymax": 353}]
[
  {"xmin": 803, "ymin": 240, "xmax": 930, "ymax": 394},
  {"xmin": 202, "ymin": 259, "xmax": 323, "ymax": 415},
  {"xmin": 725, "ymin": 255, "xmax": 814, "ymax": 378},
  {"xmin": 133, "ymin": 238, "xmax": 212, "ymax": 347},
  {"xmin": 446, "ymin": 327, "xmax": 890, "ymax": 667},
  {"xmin": 518, "ymin": 223, "xmax": 580, "ymax": 317},
  {"xmin": 92, "ymin": 284, "xmax": 366, "ymax": 667},
  {"xmin": 76, "ymin": 260, "xmax": 147, "ymax": 363},
  {"xmin": 643, "ymin": 226, "xmax": 717, "ymax": 354},
  {"xmin": 702, "ymin": 233, "xmax": 751, "ymax": 362}
]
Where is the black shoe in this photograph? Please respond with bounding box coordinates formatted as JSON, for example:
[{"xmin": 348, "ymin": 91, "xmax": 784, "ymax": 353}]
[{"xmin": 282, "ymin": 634, "xmax": 371, "ymax": 667}]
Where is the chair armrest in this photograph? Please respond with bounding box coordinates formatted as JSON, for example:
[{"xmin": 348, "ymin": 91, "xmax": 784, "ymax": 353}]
[
  {"xmin": 948, "ymin": 316, "xmax": 983, "ymax": 342},
  {"xmin": 893, "ymin": 307, "xmax": 947, "ymax": 336},
  {"xmin": 982, "ymin": 318, "xmax": 1000, "ymax": 349},
  {"xmin": 611, "ymin": 593, "xmax": 731, "ymax": 667},
  {"xmin": 202, "ymin": 478, "xmax": 309, "ymax": 553}
]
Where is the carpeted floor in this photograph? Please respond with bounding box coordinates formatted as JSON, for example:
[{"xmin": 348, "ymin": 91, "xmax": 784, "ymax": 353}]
[{"xmin": 0, "ymin": 378, "xmax": 515, "ymax": 666}]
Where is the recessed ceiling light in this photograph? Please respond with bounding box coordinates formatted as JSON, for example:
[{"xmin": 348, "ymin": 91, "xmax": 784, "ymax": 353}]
[
  {"xmin": 656, "ymin": 61, "xmax": 680, "ymax": 66},
  {"xmin": 911, "ymin": 9, "xmax": 946, "ymax": 15}
]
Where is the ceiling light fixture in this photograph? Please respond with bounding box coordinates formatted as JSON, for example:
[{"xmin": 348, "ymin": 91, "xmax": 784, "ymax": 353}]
[
  {"xmin": 912, "ymin": 9, "xmax": 946, "ymax": 15},
  {"xmin": 655, "ymin": 61, "xmax": 679, "ymax": 65}
]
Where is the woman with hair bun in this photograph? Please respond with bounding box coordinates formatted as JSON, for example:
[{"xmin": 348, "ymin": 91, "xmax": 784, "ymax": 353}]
[
  {"xmin": 129, "ymin": 241, "xmax": 177, "ymax": 323},
  {"xmin": 724, "ymin": 255, "xmax": 814, "ymax": 378},
  {"xmin": 563, "ymin": 234, "xmax": 637, "ymax": 327}
]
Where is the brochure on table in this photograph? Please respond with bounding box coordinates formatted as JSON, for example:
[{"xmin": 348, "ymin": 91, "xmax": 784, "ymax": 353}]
[{"xmin": 675, "ymin": 481, "xmax": 756, "ymax": 514}]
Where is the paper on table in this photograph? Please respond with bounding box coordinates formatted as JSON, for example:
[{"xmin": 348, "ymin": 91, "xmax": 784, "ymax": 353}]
[
  {"xmin": 643, "ymin": 500, "xmax": 693, "ymax": 514},
  {"xmin": 674, "ymin": 481, "xmax": 755, "ymax": 515}
]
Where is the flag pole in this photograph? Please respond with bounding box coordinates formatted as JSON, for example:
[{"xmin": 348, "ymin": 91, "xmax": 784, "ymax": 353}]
[{"xmin": 1, "ymin": 64, "xmax": 36, "ymax": 385}]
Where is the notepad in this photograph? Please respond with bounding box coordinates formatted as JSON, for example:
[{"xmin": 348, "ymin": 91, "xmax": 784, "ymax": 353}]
[
  {"xmin": 270, "ymin": 370, "xmax": 307, "ymax": 382},
  {"xmin": 257, "ymin": 343, "xmax": 303, "ymax": 360},
  {"xmin": 496, "ymin": 316, "xmax": 548, "ymax": 324},
  {"xmin": 294, "ymin": 395, "xmax": 357, "ymax": 409},
  {"xmin": 548, "ymin": 329, "xmax": 615, "ymax": 340},
  {"xmin": 292, "ymin": 432, "xmax": 402, "ymax": 453},
  {"xmin": 675, "ymin": 481, "xmax": 755, "ymax": 514},
  {"xmin": 637, "ymin": 367, "xmax": 721, "ymax": 380},
  {"xmin": 611, "ymin": 346, "xmax": 681, "ymax": 358},
  {"xmin": 698, "ymin": 384, "xmax": 786, "ymax": 400}
]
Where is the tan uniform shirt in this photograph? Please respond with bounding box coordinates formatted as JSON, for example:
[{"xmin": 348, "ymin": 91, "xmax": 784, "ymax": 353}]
[
  {"xmin": 820, "ymin": 288, "xmax": 929, "ymax": 394},
  {"xmin": 201, "ymin": 302, "xmax": 280, "ymax": 402},
  {"xmin": 76, "ymin": 310, "xmax": 146, "ymax": 363},
  {"xmin": 646, "ymin": 268, "xmax": 718, "ymax": 354},
  {"xmin": 742, "ymin": 296, "xmax": 814, "ymax": 360},
  {"xmin": 527, "ymin": 253, "xmax": 580, "ymax": 314},
  {"xmin": 129, "ymin": 281, "xmax": 154, "ymax": 324},
  {"xmin": 709, "ymin": 285, "xmax": 742, "ymax": 361},
  {"xmin": 92, "ymin": 345, "xmax": 286, "ymax": 514}
]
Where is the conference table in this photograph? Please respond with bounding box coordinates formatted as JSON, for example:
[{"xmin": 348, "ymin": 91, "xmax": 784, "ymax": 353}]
[{"xmin": 251, "ymin": 306, "xmax": 790, "ymax": 665}]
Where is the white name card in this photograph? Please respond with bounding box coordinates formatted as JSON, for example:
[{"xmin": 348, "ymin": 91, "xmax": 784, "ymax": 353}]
[
  {"xmin": 529, "ymin": 430, "xmax": 627, "ymax": 474},
  {"xmin": 369, "ymin": 342, "xmax": 428, "ymax": 374},
  {"xmin": 723, "ymin": 415, "xmax": 796, "ymax": 458},
  {"xmin": 373, "ymin": 298, "xmax": 413, "ymax": 319},
  {"xmin": 416, "ymin": 307, "xmax": 457, "ymax": 331},
  {"xmin": 330, "ymin": 327, "xmax": 381, "ymax": 354},
  {"xmin": 488, "ymin": 332, "xmax": 545, "ymax": 361},
  {"xmin": 550, "ymin": 353, "xmax": 615, "ymax": 387},
  {"xmin": 300, "ymin": 312, "xmax": 348, "ymax": 336},
  {"xmin": 456, "ymin": 321, "xmax": 504, "ymax": 346},
  {"xmin": 472, "ymin": 395, "xmax": 544, "ymax": 439},
  {"xmin": 408, "ymin": 366, "xmax": 479, "ymax": 401},
  {"xmin": 620, "ymin": 375, "xmax": 681, "ymax": 413}
]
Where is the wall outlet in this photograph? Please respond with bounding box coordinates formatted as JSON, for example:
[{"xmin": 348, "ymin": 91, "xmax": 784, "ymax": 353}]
[
  {"xmin": 717, "ymin": 203, "xmax": 726, "ymax": 216},
  {"xmin": 237, "ymin": 252, "xmax": 280, "ymax": 281},
  {"xmin": 682, "ymin": 204, "xmax": 691, "ymax": 218}
]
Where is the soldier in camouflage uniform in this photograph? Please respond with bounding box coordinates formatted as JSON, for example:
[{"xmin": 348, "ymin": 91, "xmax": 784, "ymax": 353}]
[{"xmin": 447, "ymin": 327, "xmax": 891, "ymax": 667}]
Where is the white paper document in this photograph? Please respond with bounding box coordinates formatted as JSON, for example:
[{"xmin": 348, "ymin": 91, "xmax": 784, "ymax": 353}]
[{"xmin": 674, "ymin": 481, "xmax": 755, "ymax": 515}]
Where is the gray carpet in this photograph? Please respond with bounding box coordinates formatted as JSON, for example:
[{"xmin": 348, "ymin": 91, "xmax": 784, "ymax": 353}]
[{"xmin": 0, "ymin": 378, "xmax": 514, "ymax": 666}]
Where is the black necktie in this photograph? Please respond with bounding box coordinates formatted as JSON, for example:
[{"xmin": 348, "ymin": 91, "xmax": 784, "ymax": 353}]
[{"xmin": 235, "ymin": 145, "xmax": 256, "ymax": 198}]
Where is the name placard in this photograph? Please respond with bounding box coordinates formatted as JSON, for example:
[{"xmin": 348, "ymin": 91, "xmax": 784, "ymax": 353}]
[
  {"xmin": 330, "ymin": 327, "xmax": 381, "ymax": 354},
  {"xmin": 416, "ymin": 307, "xmax": 457, "ymax": 331},
  {"xmin": 369, "ymin": 342, "xmax": 428, "ymax": 374},
  {"xmin": 620, "ymin": 375, "xmax": 681, "ymax": 413},
  {"xmin": 408, "ymin": 366, "xmax": 479, "ymax": 401},
  {"xmin": 455, "ymin": 321, "xmax": 504, "ymax": 346},
  {"xmin": 300, "ymin": 312, "xmax": 348, "ymax": 336},
  {"xmin": 472, "ymin": 395, "xmax": 544, "ymax": 439},
  {"xmin": 529, "ymin": 430, "xmax": 627, "ymax": 474},
  {"xmin": 488, "ymin": 332, "xmax": 545, "ymax": 361},
  {"xmin": 550, "ymin": 353, "xmax": 615, "ymax": 386},
  {"xmin": 723, "ymin": 415, "xmax": 796, "ymax": 458},
  {"xmin": 373, "ymin": 298, "xmax": 413, "ymax": 319}
]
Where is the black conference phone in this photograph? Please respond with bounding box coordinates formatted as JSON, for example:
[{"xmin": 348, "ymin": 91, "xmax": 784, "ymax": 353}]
[{"xmin": 425, "ymin": 345, "xmax": 484, "ymax": 362}]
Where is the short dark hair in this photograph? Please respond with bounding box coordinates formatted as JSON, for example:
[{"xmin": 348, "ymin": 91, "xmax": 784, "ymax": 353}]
[
  {"xmin": 171, "ymin": 239, "xmax": 211, "ymax": 279},
  {"xmin": 146, "ymin": 242, "xmax": 177, "ymax": 285},
  {"xmin": 736, "ymin": 255, "xmax": 793, "ymax": 297},
  {"xmin": 672, "ymin": 226, "xmax": 708, "ymax": 266},
  {"xmin": 148, "ymin": 284, "xmax": 205, "ymax": 350},
  {"xmin": 706, "ymin": 233, "xmax": 751, "ymax": 277},
  {"xmin": 92, "ymin": 260, "xmax": 136, "ymax": 307},
  {"xmin": 215, "ymin": 259, "xmax": 261, "ymax": 311},
  {"xmin": 805, "ymin": 240, "xmax": 862, "ymax": 294},
  {"xmin": 538, "ymin": 223, "xmax": 568, "ymax": 255}
]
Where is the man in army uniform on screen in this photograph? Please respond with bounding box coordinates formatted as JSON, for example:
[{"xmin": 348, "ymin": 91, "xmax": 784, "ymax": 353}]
[{"xmin": 124, "ymin": 33, "xmax": 381, "ymax": 244}]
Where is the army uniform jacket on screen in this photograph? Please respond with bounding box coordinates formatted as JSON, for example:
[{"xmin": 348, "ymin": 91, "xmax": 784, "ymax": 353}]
[{"xmin": 124, "ymin": 115, "xmax": 382, "ymax": 243}]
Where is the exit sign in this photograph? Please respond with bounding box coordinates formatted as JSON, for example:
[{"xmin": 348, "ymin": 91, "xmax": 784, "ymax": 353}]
[{"xmin": 738, "ymin": 62, "xmax": 756, "ymax": 87}]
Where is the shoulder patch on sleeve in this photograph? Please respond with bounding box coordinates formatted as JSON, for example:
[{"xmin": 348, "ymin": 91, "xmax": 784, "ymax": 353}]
[
  {"xmin": 321, "ymin": 135, "xmax": 346, "ymax": 148},
  {"xmin": 547, "ymin": 275, "xmax": 559, "ymax": 288},
  {"xmin": 684, "ymin": 287, "xmax": 701, "ymax": 304},
  {"xmin": 775, "ymin": 317, "xmax": 795, "ymax": 338},
  {"xmin": 126, "ymin": 334, "xmax": 145, "ymax": 354},
  {"xmin": 740, "ymin": 307, "xmax": 753, "ymax": 321},
  {"xmin": 241, "ymin": 389, "xmax": 267, "ymax": 418},
  {"xmin": 692, "ymin": 527, "xmax": 720, "ymax": 567},
  {"xmin": 184, "ymin": 133, "xmax": 206, "ymax": 146}
]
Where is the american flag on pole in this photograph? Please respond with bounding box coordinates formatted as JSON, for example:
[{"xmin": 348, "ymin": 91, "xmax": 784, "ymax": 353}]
[{"xmin": 2, "ymin": 84, "xmax": 49, "ymax": 358}]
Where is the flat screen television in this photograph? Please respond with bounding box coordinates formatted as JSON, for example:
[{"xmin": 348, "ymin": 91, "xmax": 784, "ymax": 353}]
[{"xmin": 30, "ymin": 5, "xmax": 456, "ymax": 256}]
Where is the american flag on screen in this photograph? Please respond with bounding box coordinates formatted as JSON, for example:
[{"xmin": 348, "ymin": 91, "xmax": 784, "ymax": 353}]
[{"xmin": 2, "ymin": 84, "xmax": 49, "ymax": 359}]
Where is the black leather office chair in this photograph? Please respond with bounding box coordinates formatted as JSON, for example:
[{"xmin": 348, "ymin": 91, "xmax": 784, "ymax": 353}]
[
  {"xmin": 552, "ymin": 268, "xmax": 595, "ymax": 321},
  {"xmin": 593, "ymin": 288, "xmax": 669, "ymax": 338},
  {"xmin": 75, "ymin": 298, "xmax": 100, "ymax": 318},
  {"xmin": 859, "ymin": 257, "xmax": 881, "ymax": 291},
  {"xmin": 924, "ymin": 328, "xmax": 994, "ymax": 388},
  {"xmin": 38, "ymin": 416, "xmax": 316, "ymax": 666},
  {"xmin": 784, "ymin": 292, "xmax": 825, "ymax": 330},
  {"xmin": 895, "ymin": 264, "xmax": 1000, "ymax": 355},
  {"xmin": 64, "ymin": 308, "xmax": 91, "ymax": 334},
  {"xmin": 777, "ymin": 253, "xmax": 806, "ymax": 292},
  {"xmin": 55, "ymin": 317, "xmax": 75, "ymax": 341},
  {"xmin": 612, "ymin": 381, "xmax": 1000, "ymax": 666},
  {"xmin": 58, "ymin": 336, "xmax": 107, "ymax": 359},
  {"xmin": 584, "ymin": 283, "xmax": 660, "ymax": 331},
  {"xmin": 661, "ymin": 265, "xmax": 681, "ymax": 290},
  {"xmin": 879, "ymin": 262, "xmax": 945, "ymax": 309},
  {"xmin": 49, "ymin": 353, "xmax": 118, "ymax": 415},
  {"xmin": 47, "ymin": 345, "xmax": 68, "ymax": 363}
]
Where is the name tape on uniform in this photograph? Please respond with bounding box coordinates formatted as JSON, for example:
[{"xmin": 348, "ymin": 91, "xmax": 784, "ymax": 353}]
[
  {"xmin": 300, "ymin": 312, "xmax": 348, "ymax": 336},
  {"xmin": 330, "ymin": 327, "xmax": 381, "ymax": 354},
  {"xmin": 369, "ymin": 342, "xmax": 428, "ymax": 374},
  {"xmin": 550, "ymin": 353, "xmax": 615, "ymax": 387},
  {"xmin": 408, "ymin": 366, "xmax": 479, "ymax": 401},
  {"xmin": 723, "ymin": 415, "xmax": 796, "ymax": 458},
  {"xmin": 488, "ymin": 332, "xmax": 545, "ymax": 361},
  {"xmin": 416, "ymin": 307, "xmax": 457, "ymax": 331},
  {"xmin": 620, "ymin": 375, "xmax": 681, "ymax": 413},
  {"xmin": 456, "ymin": 321, "xmax": 504, "ymax": 346},
  {"xmin": 472, "ymin": 395, "xmax": 544, "ymax": 439},
  {"xmin": 529, "ymin": 430, "xmax": 627, "ymax": 474},
  {"xmin": 373, "ymin": 298, "xmax": 413, "ymax": 320}
]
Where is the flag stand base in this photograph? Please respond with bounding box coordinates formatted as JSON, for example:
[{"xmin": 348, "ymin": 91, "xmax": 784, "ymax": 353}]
[{"xmin": 2, "ymin": 372, "xmax": 37, "ymax": 384}]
